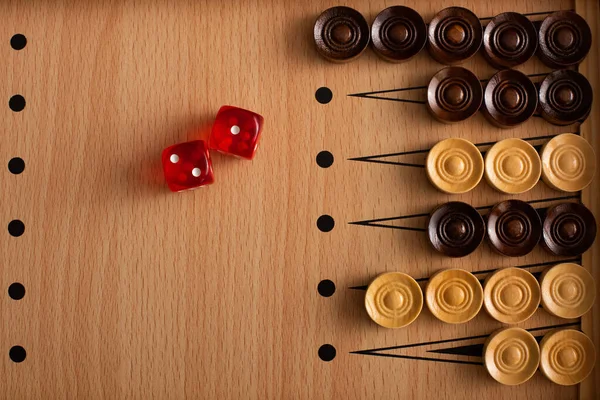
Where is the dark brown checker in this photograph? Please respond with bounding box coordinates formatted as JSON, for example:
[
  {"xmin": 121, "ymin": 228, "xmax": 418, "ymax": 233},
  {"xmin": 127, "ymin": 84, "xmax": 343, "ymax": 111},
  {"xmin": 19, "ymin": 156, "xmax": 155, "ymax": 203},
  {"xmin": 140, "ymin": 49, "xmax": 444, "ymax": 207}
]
[
  {"xmin": 427, "ymin": 201, "xmax": 486, "ymax": 257},
  {"xmin": 542, "ymin": 202, "xmax": 597, "ymax": 256},
  {"xmin": 487, "ymin": 200, "xmax": 543, "ymax": 257},
  {"xmin": 538, "ymin": 10, "xmax": 592, "ymax": 68},
  {"xmin": 314, "ymin": 6, "xmax": 370, "ymax": 63},
  {"xmin": 538, "ymin": 69, "xmax": 593, "ymax": 126},
  {"xmin": 371, "ymin": 6, "xmax": 427, "ymax": 62},
  {"xmin": 482, "ymin": 69, "xmax": 538, "ymax": 128},
  {"xmin": 427, "ymin": 6, "xmax": 482, "ymax": 65},
  {"xmin": 482, "ymin": 12, "xmax": 538, "ymax": 69},
  {"xmin": 427, "ymin": 66, "xmax": 483, "ymax": 123}
]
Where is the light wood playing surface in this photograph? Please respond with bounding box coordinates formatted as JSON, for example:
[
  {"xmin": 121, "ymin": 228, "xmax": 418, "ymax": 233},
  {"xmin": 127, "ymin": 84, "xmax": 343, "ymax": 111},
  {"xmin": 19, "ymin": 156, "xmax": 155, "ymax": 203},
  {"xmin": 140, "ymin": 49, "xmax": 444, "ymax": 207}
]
[{"xmin": 1, "ymin": 0, "xmax": 599, "ymax": 399}]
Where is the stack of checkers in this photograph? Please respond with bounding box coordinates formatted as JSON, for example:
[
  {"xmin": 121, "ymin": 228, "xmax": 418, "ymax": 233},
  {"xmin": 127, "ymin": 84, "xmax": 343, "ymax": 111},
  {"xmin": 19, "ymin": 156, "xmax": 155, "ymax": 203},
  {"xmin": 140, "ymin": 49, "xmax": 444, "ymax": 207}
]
[
  {"xmin": 313, "ymin": 6, "xmax": 592, "ymax": 69},
  {"xmin": 426, "ymin": 200, "xmax": 596, "ymax": 258},
  {"xmin": 363, "ymin": 267, "xmax": 597, "ymax": 385},
  {"xmin": 426, "ymin": 68, "xmax": 592, "ymax": 126},
  {"xmin": 426, "ymin": 134, "xmax": 596, "ymax": 195},
  {"xmin": 485, "ymin": 328, "xmax": 596, "ymax": 386},
  {"xmin": 313, "ymin": 7, "xmax": 594, "ymax": 127},
  {"xmin": 365, "ymin": 264, "xmax": 595, "ymax": 328}
]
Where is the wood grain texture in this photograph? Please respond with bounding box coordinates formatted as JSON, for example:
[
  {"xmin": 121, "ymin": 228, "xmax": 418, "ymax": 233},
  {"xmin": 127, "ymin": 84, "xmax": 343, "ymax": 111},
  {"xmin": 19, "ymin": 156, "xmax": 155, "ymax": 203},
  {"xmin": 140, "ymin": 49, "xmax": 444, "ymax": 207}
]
[
  {"xmin": 577, "ymin": 1, "xmax": 600, "ymax": 398},
  {"xmin": 0, "ymin": 0, "xmax": 597, "ymax": 399}
]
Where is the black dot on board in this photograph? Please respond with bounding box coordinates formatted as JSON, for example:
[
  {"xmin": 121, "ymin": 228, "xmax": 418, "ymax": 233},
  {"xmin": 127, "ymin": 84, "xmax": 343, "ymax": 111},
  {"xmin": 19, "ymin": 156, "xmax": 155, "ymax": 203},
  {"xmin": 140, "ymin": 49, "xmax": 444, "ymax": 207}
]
[
  {"xmin": 315, "ymin": 87, "xmax": 333, "ymax": 104},
  {"xmin": 316, "ymin": 151, "xmax": 334, "ymax": 168},
  {"xmin": 8, "ymin": 157, "xmax": 25, "ymax": 174},
  {"xmin": 9, "ymin": 95, "xmax": 26, "ymax": 112},
  {"xmin": 8, "ymin": 283, "xmax": 25, "ymax": 300},
  {"xmin": 10, "ymin": 34, "xmax": 27, "ymax": 50},
  {"xmin": 318, "ymin": 280, "xmax": 336, "ymax": 297},
  {"xmin": 8, "ymin": 220, "xmax": 25, "ymax": 237},
  {"xmin": 318, "ymin": 344, "xmax": 336, "ymax": 362},
  {"xmin": 317, "ymin": 215, "xmax": 335, "ymax": 232},
  {"xmin": 9, "ymin": 346, "xmax": 26, "ymax": 363}
]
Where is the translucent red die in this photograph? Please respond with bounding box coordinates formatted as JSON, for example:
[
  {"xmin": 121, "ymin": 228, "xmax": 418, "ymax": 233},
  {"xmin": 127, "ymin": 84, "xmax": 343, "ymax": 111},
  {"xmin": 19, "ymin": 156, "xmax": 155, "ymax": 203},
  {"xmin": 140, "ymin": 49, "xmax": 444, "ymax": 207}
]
[
  {"xmin": 209, "ymin": 105, "xmax": 264, "ymax": 160},
  {"xmin": 162, "ymin": 140, "xmax": 214, "ymax": 192}
]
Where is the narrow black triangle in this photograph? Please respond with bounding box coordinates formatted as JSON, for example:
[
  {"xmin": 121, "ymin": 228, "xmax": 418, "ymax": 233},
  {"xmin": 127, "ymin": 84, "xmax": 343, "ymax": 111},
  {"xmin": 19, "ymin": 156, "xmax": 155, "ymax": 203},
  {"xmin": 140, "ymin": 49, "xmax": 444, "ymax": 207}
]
[
  {"xmin": 534, "ymin": 335, "xmax": 543, "ymax": 343},
  {"xmin": 428, "ymin": 343, "xmax": 484, "ymax": 357},
  {"xmin": 351, "ymin": 322, "xmax": 580, "ymax": 366},
  {"xmin": 428, "ymin": 335, "xmax": 548, "ymax": 357}
]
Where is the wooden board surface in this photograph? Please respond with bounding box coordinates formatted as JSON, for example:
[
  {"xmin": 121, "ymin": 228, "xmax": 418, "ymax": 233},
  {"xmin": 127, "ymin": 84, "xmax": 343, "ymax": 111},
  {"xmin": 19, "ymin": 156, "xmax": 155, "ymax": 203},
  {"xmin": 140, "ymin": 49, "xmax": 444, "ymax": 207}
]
[{"xmin": 1, "ymin": 0, "xmax": 598, "ymax": 398}]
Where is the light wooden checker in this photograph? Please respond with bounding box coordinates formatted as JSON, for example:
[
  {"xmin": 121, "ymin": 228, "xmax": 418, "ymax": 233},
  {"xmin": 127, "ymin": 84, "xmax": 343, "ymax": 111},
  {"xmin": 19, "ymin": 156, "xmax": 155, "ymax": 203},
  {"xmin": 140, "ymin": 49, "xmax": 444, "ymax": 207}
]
[{"xmin": 0, "ymin": 0, "xmax": 599, "ymax": 399}]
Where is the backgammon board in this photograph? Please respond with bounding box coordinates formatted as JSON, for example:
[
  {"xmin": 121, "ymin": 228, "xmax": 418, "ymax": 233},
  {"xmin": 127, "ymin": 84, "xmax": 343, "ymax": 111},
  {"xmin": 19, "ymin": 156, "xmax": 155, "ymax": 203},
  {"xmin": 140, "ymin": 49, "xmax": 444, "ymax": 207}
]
[{"xmin": 1, "ymin": 0, "xmax": 599, "ymax": 399}]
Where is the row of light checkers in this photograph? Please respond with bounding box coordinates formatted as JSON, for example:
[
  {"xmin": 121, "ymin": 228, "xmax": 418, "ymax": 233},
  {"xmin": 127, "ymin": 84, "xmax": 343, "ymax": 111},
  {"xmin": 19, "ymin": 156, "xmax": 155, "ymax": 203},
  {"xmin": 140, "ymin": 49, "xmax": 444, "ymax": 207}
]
[
  {"xmin": 361, "ymin": 264, "xmax": 593, "ymax": 327},
  {"xmin": 352, "ymin": 322, "xmax": 594, "ymax": 386},
  {"xmin": 352, "ymin": 262, "xmax": 596, "ymax": 386},
  {"xmin": 348, "ymin": 133, "xmax": 596, "ymax": 195}
]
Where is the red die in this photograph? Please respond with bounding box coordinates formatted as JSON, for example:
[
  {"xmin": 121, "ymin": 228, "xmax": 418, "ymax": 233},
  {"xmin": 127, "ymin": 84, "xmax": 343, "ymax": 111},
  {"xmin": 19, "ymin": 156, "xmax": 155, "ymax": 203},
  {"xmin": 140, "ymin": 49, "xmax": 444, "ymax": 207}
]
[
  {"xmin": 162, "ymin": 140, "xmax": 214, "ymax": 192},
  {"xmin": 209, "ymin": 105, "xmax": 264, "ymax": 160}
]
